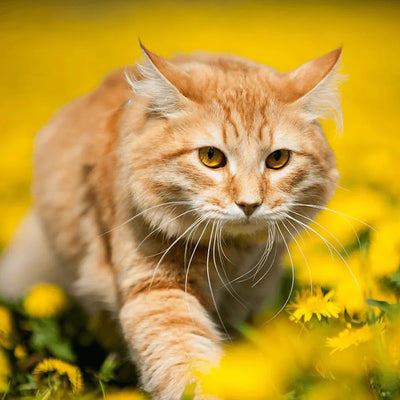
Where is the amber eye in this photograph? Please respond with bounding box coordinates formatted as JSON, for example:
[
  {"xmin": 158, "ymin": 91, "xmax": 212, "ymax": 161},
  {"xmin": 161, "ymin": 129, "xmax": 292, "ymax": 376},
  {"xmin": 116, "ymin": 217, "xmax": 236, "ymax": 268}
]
[
  {"xmin": 266, "ymin": 149, "xmax": 290, "ymax": 169},
  {"xmin": 199, "ymin": 147, "xmax": 227, "ymax": 169}
]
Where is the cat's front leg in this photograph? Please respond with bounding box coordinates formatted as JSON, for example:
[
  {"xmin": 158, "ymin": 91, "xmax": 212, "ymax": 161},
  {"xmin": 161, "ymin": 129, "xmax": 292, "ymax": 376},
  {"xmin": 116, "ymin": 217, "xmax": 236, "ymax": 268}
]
[{"xmin": 119, "ymin": 287, "xmax": 222, "ymax": 400}]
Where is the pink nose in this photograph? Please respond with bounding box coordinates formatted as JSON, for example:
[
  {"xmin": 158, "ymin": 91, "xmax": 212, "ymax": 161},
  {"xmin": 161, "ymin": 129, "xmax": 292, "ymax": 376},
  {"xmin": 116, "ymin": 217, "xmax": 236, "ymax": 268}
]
[{"xmin": 235, "ymin": 202, "xmax": 262, "ymax": 217}]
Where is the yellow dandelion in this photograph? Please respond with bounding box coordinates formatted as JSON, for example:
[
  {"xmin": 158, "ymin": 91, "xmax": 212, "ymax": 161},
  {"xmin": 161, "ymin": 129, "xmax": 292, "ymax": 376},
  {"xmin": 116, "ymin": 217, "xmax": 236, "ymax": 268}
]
[
  {"xmin": 0, "ymin": 349, "xmax": 11, "ymax": 393},
  {"xmin": 326, "ymin": 322, "xmax": 386, "ymax": 354},
  {"xmin": 23, "ymin": 284, "xmax": 69, "ymax": 318},
  {"xmin": 14, "ymin": 345, "xmax": 27, "ymax": 360},
  {"xmin": 0, "ymin": 306, "xmax": 13, "ymax": 349},
  {"xmin": 33, "ymin": 358, "xmax": 83, "ymax": 395},
  {"xmin": 287, "ymin": 287, "xmax": 342, "ymax": 323},
  {"xmin": 198, "ymin": 346, "xmax": 282, "ymax": 400}
]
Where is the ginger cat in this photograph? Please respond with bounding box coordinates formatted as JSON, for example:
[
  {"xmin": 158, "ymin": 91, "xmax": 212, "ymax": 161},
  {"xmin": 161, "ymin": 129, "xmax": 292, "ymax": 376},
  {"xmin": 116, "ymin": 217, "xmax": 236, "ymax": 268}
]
[{"xmin": 0, "ymin": 43, "xmax": 341, "ymax": 399}]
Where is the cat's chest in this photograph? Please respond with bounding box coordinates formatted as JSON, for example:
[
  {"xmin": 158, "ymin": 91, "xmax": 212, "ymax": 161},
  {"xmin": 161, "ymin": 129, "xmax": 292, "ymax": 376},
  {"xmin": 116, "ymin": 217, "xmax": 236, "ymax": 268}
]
[
  {"xmin": 220, "ymin": 241, "xmax": 268, "ymax": 278},
  {"xmin": 201, "ymin": 240, "xmax": 283, "ymax": 331}
]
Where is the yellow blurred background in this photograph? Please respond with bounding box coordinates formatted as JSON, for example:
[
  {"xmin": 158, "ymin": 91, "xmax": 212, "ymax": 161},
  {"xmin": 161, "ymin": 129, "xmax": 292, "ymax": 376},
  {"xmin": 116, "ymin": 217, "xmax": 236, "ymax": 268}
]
[
  {"xmin": 0, "ymin": 1, "xmax": 399, "ymax": 248},
  {"xmin": 1, "ymin": 2, "xmax": 400, "ymax": 398}
]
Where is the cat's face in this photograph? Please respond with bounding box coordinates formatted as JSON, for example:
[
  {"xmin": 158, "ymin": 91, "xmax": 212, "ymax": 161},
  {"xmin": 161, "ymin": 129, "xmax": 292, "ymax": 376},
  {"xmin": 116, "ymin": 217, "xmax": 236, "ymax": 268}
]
[{"xmin": 123, "ymin": 46, "xmax": 341, "ymax": 241}]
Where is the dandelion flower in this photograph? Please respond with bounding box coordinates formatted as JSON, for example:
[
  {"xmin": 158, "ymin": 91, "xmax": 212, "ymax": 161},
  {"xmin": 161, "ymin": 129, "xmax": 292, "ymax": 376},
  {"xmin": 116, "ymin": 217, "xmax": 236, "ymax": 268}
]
[
  {"xmin": 33, "ymin": 358, "xmax": 83, "ymax": 394},
  {"xmin": 23, "ymin": 284, "xmax": 69, "ymax": 318},
  {"xmin": 14, "ymin": 345, "xmax": 27, "ymax": 360},
  {"xmin": 0, "ymin": 306, "xmax": 13, "ymax": 349},
  {"xmin": 0, "ymin": 349, "xmax": 11, "ymax": 393},
  {"xmin": 198, "ymin": 346, "xmax": 282, "ymax": 400},
  {"xmin": 326, "ymin": 322, "xmax": 385, "ymax": 354},
  {"xmin": 287, "ymin": 287, "xmax": 341, "ymax": 323}
]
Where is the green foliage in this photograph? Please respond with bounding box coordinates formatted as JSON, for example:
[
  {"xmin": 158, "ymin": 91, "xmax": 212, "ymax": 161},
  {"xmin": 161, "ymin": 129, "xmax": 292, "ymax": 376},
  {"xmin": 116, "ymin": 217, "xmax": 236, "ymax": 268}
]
[{"xmin": 0, "ymin": 295, "xmax": 139, "ymax": 400}]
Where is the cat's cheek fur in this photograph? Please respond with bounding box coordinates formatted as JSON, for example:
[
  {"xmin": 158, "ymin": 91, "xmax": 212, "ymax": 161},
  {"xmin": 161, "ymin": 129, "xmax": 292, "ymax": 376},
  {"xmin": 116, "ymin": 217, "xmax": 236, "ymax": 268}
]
[{"xmin": 119, "ymin": 290, "xmax": 222, "ymax": 400}]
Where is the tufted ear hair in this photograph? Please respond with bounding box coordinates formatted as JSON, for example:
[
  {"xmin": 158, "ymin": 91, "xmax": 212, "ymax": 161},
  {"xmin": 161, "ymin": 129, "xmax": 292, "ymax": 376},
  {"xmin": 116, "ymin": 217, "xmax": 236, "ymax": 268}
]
[
  {"xmin": 278, "ymin": 48, "xmax": 344, "ymax": 131},
  {"xmin": 125, "ymin": 41, "xmax": 193, "ymax": 117}
]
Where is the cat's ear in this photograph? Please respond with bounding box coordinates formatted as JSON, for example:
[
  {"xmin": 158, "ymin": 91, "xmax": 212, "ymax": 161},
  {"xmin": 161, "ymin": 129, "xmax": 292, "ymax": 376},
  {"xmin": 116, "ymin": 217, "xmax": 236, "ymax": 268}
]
[
  {"xmin": 126, "ymin": 42, "xmax": 193, "ymax": 117},
  {"xmin": 280, "ymin": 48, "xmax": 343, "ymax": 130}
]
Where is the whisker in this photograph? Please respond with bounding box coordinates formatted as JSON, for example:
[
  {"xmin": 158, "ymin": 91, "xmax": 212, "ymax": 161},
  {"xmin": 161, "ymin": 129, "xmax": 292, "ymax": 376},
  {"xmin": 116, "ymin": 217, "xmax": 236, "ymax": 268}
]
[
  {"xmin": 286, "ymin": 202, "xmax": 376, "ymax": 231},
  {"xmin": 279, "ymin": 211, "xmax": 334, "ymax": 261},
  {"xmin": 231, "ymin": 225, "xmax": 274, "ymax": 284},
  {"xmin": 283, "ymin": 213, "xmax": 364, "ymax": 302},
  {"xmin": 217, "ymin": 227, "xmax": 234, "ymax": 265},
  {"xmin": 184, "ymin": 217, "xmax": 209, "ymax": 325},
  {"xmin": 289, "ymin": 209, "xmax": 350, "ymax": 257},
  {"xmin": 251, "ymin": 231, "xmax": 279, "ymax": 287},
  {"xmin": 251, "ymin": 223, "xmax": 276, "ymax": 281},
  {"xmin": 185, "ymin": 219, "xmax": 209, "ymax": 298},
  {"xmin": 216, "ymin": 222, "xmax": 246, "ymax": 298},
  {"xmin": 101, "ymin": 200, "xmax": 192, "ymax": 236},
  {"xmin": 212, "ymin": 221, "xmax": 248, "ymax": 308},
  {"xmin": 215, "ymin": 223, "xmax": 248, "ymax": 304},
  {"xmin": 148, "ymin": 214, "xmax": 209, "ymax": 291},
  {"xmin": 207, "ymin": 222, "xmax": 231, "ymax": 340},
  {"xmin": 281, "ymin": 219, "xmax": 313, "ymax": 294},
  {"xmin": 100, "ymin": 201, "xmax": 191, "ymax": 236},
  {"xmin": 263, "ymin": 223, "xmax": 295, "ymax": 324},
  {"xmin": 137, "ymin": 208, "xmax": 199, "ymax": 250}
]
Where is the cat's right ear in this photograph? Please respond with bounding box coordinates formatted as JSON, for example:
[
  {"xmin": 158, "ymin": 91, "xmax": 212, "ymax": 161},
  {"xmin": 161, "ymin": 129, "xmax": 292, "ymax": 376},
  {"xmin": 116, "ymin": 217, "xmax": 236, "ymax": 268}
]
[
  {"xmin": 278, "ymin": 48, "xmax": 344, "ymax": 131},
  {"xmin": 125, "ymin": 42, "xmax": 193, "ymax": 117}
]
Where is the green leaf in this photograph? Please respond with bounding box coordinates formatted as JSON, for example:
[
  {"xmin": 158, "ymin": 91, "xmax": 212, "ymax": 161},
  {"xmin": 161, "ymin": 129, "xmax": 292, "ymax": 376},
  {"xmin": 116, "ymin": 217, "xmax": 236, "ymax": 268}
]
[
  {"xmin": 98, "ymin": 353, "xmax": 119, "ymax": 383},
  {"xmin": 47, "ymin": 340, "xmax": 76, "ymax": 363},
  {"xmin": 29, "ymin": 318, "xmax": 76, "ymax": 362},
  {"xmin": 389, "ymin": 267, "xmax": 400, "ymax": 287},
  {"xmin": 366, "ymin": 299, "xmax": 400, "ymax": 321},
  {"xmin": 181, "ymin": 382, "xmax": 196, "ymax": 400}
]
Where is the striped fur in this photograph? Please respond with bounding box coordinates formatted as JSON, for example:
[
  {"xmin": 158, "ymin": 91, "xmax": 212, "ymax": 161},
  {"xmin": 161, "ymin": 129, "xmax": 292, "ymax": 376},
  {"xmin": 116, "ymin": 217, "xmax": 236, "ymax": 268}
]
[{"xmin": 0, "ymin": 45, "xmax": 342, "ymax": 399}]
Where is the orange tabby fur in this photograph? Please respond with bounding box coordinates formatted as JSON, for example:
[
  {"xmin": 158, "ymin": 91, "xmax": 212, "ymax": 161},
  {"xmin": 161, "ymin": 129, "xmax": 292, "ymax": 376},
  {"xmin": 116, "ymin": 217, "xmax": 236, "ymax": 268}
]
[{"xmin": 0, "ymin": 44, "xmax": 341, "ymax": 399}]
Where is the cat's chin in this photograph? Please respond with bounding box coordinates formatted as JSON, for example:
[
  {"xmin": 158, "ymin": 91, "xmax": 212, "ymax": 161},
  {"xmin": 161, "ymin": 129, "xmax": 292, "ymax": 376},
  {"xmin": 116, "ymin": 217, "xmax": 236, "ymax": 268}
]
[{"xmin": 221, "ymin": 219, "xmax": 269, "ymax": 239}]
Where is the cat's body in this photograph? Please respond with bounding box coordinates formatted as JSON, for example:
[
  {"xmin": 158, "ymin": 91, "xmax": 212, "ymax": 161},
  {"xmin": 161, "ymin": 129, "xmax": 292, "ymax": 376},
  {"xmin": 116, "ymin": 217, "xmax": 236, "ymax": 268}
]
[{"xmin": 0, "ymin": 46, "xmax": 341, "ymax": 399}]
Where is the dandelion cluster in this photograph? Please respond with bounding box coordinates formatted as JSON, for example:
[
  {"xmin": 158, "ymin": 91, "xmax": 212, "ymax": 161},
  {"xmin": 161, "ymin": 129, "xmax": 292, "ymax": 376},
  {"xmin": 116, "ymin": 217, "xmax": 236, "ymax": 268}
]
[{"xmin": 0, "ymin": 1, "xmax": 400, "ymax": 399}]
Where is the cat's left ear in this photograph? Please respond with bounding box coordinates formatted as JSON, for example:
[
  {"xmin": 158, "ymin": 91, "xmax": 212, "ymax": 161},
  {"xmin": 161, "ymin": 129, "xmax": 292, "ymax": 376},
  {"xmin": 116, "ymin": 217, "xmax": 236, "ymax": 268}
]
[{"xmin": 280, "ymin": 48, "xmax": 343, "ymax": 130}]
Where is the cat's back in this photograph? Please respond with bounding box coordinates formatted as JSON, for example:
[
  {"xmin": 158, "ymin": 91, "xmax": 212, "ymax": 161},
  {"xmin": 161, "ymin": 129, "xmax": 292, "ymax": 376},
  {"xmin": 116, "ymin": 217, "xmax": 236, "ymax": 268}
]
[
  {"xmin": 34, "ymin": 67, "xmax": 131, "ymax": 164},
  {"xmin": 32, "ymin": 68, "xmax": 133, "ymax": 262}
]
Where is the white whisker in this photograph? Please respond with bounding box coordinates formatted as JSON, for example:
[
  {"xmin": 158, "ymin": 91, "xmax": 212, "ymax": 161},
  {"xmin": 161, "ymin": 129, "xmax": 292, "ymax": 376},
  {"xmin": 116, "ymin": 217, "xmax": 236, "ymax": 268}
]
[
  {"xmin": 263, "ymin": 223, "xmax": 295, "ymax": 324},
  {"xmin": 148, "ymin": 214, "xmax": 210, "ymax": 291},
  {"xmin": 251, "ymin": 230, "xmax": 279, "ymax": 287},
  {"xmin": 281, "ymin": 219, "xmax": 313, "ymax": 294},
  {"xmin": 286, "ymin": 202, "xmax": 376, "ymax": 231},
  {"xmin": 212, "ymin": 221, "xmax": 247, "ymax": 308},
  {"xmin": 231, "ymin": 225, "xmax": 275, "ymax": 284},
  {"xmin": 184, "ymin": 216, "xmax": 209, "ymax": 325},
  {"xmin": 283, "ymin": 217, "xmax": 312, "ymax": 289},
  {"xmin": 101, "ymin": 200, "xmax": 192, "ymax": 236},
  {"xmin": 137, "ymin": 208, "xmax": 199, "ymax": 250},
  {"xmin": 289, "ymin": 209, "xmax": 350, "ymax": 257},
  {"xmin": 283, "ymin": 213, "xmax": 364, "ymax": 302},
  {"xmin": 207, "ymin": 222, "xmax": 230, "ymax": 340}
]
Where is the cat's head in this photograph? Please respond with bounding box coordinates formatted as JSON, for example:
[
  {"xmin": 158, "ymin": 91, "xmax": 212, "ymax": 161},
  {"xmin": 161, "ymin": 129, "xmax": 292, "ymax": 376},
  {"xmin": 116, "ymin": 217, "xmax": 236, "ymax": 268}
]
[{"xmin": 122, "ymin": 44, "xmax": 342, "ymax": 242}]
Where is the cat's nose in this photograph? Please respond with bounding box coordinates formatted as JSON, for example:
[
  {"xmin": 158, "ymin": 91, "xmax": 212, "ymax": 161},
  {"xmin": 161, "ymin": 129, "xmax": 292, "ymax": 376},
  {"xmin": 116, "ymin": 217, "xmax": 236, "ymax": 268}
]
[{"xmin": 235, "ymin": 201, "xmax": 262, "ymax": 217}]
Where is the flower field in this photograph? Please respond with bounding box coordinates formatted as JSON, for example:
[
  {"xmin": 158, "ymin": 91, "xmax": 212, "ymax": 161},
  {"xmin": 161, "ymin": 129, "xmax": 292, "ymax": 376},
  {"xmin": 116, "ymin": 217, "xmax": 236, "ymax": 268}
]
[{"xmin": 0, "ymin": 1, "xmax": 399, "ymax": 399}]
